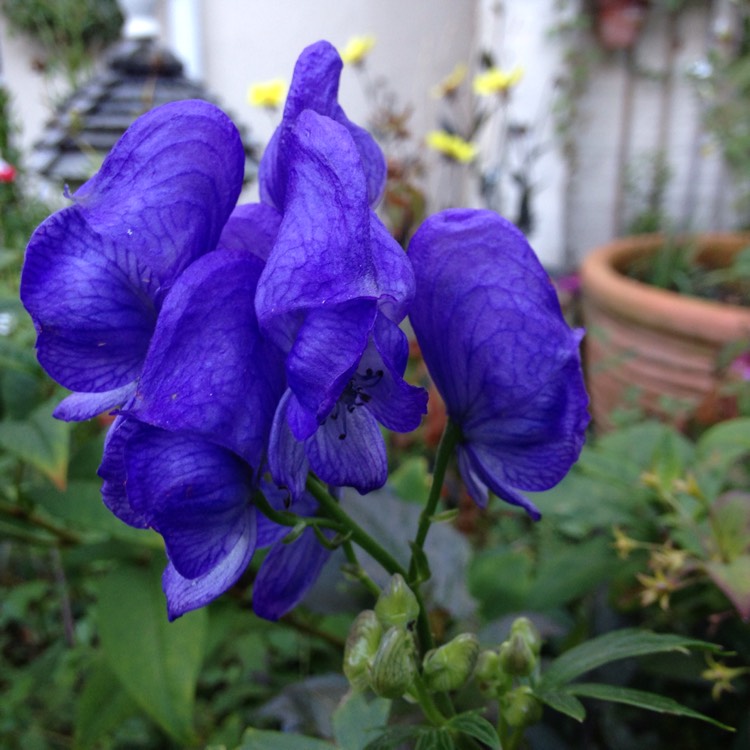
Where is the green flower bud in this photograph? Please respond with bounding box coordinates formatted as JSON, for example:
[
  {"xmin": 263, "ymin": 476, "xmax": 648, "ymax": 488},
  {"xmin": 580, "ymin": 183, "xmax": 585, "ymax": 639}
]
[
  {"xmin": 510, "ymin": 616, "xmax": 542, "ymax": 656},
  {"xmin": 370, "ymin": 626, "xmax": 418, "ymax": 698},
  {"xmin": 374, "ymin": 574, "xmax": 420, "ymax": 629},
  {"xmin": 423, "ymin": 633, "xmax": 480, "ymax": 692},
  {"xmin": 474, "ymin": 648, "xmax": 512, "ymax": 697},
  {"xmin": 501, "ymin": 686, "xmax": 543, "ymax": 729},
  {"xmin": 498, "ymin": 630, "xmax": 537, "ymax": 677},
  {"xmin": 343, "ymin": 610, "xmax": 383, "ymax": 690}
]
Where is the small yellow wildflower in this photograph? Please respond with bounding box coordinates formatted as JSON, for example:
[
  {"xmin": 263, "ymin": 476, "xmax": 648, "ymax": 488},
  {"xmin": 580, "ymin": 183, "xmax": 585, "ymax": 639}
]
[
  {"xmin": 473, "ymin": 65, "xmax": 524, "ymax": 96},
  {"xmin": 651, "ymin": 543, "xmax": 689, "ymax": 574},
  {"xmin": 612, "ymin": 526, "xmax": 640, "ymax": 560},
  {"xmin": 425, "ymin": 130, "xmax": 477, "ymax": 163},
  {"xmin": 248, "ymin": 79, "xmax": 287, "ymax": 109},
  {"xmin": 340, "ymin": 35, "xmax": 376, "ymax": 66},
  {"xmin": 431, "ymin": 63, "xmax": 468, "ymax": 98},
  {"xmin": 636, "ymin": 568, "xmax": 681, "ymax": 610},
  {"xmin": 702, "ymin": 654, "xmax": 750, "ymax": 700}
]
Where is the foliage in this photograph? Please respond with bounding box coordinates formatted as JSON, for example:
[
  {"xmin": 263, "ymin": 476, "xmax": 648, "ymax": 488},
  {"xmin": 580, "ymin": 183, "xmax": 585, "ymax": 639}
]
[{"xmin": 1, "ymin": 0, "xmax": 122, "ymax": 82}]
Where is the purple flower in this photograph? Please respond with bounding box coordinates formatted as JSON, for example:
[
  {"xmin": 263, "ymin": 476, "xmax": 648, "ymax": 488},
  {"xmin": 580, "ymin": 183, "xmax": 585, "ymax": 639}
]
[
  {"xmin": 408, "ymin": 209, "xmax": 589, "ymax": 519},
  {"xmin": 260, "ymin": 40, "xmax": 386, "ymax": 210},
  {"xmin": 20, "ymin": 100, "xmax": 245, "ymax": 421},
  {"xmin": 100, "ymin": 419, "xmax": 331, "ymax": 620},
  {"xmin": 256, "ymin": 109, "xmax": 426, "ymax": 497}
]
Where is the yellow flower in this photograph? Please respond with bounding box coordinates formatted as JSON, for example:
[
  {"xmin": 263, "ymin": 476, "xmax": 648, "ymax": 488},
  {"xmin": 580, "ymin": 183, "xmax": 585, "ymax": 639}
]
[
  {"xmin": 612, "ymin": 526, "xmax": 640, "ymax": 560},
  {"xmin": 425, "ymin": 130, "xmax": 477, "ymax": 163},
  {"xmin": 247, "ymin": 79, "xmax": 287, "ymax": 109},
  {"xmin": 473, "ymin": 65, "xmax": 524, "ymax": 96},
  {"xmin": 701, "ymin": 654, "xmax": 750, "ymax": 701},
  {"xmin": 432, "ymin": 63, "xmax": 468, "ymax": 98},
  {"xmin": 636, "ymin": 568, "xmax": 681, "ymax": 610},
  {"xmin": 340, "ymin": 35, "xmax": 376, "ymax": 66}
]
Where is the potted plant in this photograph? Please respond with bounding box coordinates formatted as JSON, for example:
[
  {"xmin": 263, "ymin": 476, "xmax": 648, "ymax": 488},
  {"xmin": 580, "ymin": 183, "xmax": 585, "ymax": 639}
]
[{"xmin": 580, "ymin": 232, "xmax": 750, "ymax": 431}]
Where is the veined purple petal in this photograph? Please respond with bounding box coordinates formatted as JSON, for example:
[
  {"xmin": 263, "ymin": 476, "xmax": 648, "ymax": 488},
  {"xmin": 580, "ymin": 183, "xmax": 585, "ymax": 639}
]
[
  {"xmin": 252, "ymin": 526, "xmax": 332, "ymax": 621},
  {"xmin": 73, "ymin": 99, "xmax": 245, "ymax": 283},
  {"xmin": 129, "ymin": 249, "xmax": 286, "ymax": 468},
  {"xmin": 369, "ymin": 213, "xmax": 416, "ymax": 322},
  {"xmin": 285, "ymin": 299, "xmax": 377, "ymax": 434},
  {"xmin": 124, "ymin": 426, "xmax": 256, "ymax": 580},
  {"xmin": 216, "ymin": 202, "xmax": 282, "ymax": 263},
  {"xmin": 53, "ymin": 382, "xmax": 136, "ymax": 422},
  {"xmin": 259, "ymin": 40, "xmax": 385, "ymax": 209},
  {"xmin": 256, "ymin": 110, "xmax": 380, "ymax": 349},
  {"xmin": 305, "ymin": 405, "xmax": 388, "ymax": 494},
  {"xmin": 163, "ymin": 536, "xmax": 255, "ymax": 620},
  {"xmin": 21, "ymin": 212, "xmax": 157, "ymax": 393},
  {"xmin": 408, "ymin": 209, "xmax": 589, "ymax": 516}
]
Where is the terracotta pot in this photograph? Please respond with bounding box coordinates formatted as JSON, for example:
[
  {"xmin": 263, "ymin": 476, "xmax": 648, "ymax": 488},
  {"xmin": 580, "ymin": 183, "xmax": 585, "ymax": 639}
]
[{"xmin": 580, "ymin": 233, "xmax": 750, "ymax": 431}]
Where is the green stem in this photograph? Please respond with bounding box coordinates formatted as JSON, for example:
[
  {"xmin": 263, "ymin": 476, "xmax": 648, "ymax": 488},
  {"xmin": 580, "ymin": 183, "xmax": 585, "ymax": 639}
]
[
  {"xmin": 409, "ymin": 419, "xmax": 461, "ymax": 578},
  {"xmin": 306, "ymin": 477, "xmax": 409, "ymax": 580},
  {"xmin": 0, "ymin": 498, "xmax": 83, "ymax": 546},
  {"xmin": 410, "ymin": 675, "xmax": 448, "ymax": 726},
  {"xmin": 253, "ymin": 489, "xmax": 344, "ymax": 533},
  {"xmin": 341, "ymin": 539, "xmax": 381, "ymax": 598}
]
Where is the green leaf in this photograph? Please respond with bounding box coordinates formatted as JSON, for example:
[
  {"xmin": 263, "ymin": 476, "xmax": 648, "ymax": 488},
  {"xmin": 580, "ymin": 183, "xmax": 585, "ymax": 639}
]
[
  {"xmin": 389, "ymin": 456, "xmax": 431, "ymax": 504},
  {"xmin": 536, "ymin": 690, "xmax": 586, "ymax": 721},
  {"xmin": 332, "ymin": 692, "xmax": 391, "ymax": 750},
  {"xmin": 74, "ymin": 658, "xmax": 139, "ymax": 750},
  {"xmin": 96, "ymin": 558, "xmax": 207, "ymax": 744},
  {"xmin": 540, "ymin": 629, "xmax": 721, "ymax": 688},
  {"xmin": 467, "ymin": 547, "xmax": 532, "ymax": 618},
  {"xmin": 567, "ymin": 683, "xmax": 734, "ymax": 730},
  {"xmin": 705, "ymin": 555, "xmax": 750, "ymax": 620},
  {"xmin": 0, "ymin": 398, "xmax": 69, "ymax": 488},
  {"xmin": 415, "ymin": 727, "xmax": 455, "ymax": 750},
  {"xmin": 710, "ymin": 491, "xmax": 750, "ymax": 562},
  {"xmin": 237, "ymin": 728, "xmax": 335, "ymax": 750},
  {"xmin": 363, "ymin": 726, "xmax": 423, "ymax": 750},
  {"xmin": 446, "ymin": 711, "xmax": 500, "ymax": 748}
]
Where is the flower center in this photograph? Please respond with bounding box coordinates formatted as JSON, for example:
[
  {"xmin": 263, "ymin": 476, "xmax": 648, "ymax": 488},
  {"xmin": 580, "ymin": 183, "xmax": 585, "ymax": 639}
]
[{"xmin": 326, "ymin": 367, "xmax": 384, "ymax": 440}]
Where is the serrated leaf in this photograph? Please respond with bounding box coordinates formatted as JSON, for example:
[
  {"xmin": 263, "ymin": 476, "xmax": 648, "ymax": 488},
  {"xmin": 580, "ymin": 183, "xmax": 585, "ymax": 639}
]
[
  {"xmin": 74, "ymin": 658, "xmax": 139, "ymax": 749},
  {"xmin": 0, "ymin": 399, "xmax": 69, "ymax": 488},
  {"xmin": 540, "ymin": 629, "xmax": 721, "ymax": 688},
  {"xmin": 447, "ymin": 711, "xmax": 500, "ymax": 748},
  {"xmin": 332, "ymin": 691, "xmax": 391, "ymax": 750},
  {"xmin": 237, "ymin": 728, "xmax": 335, "ymax": 749},
  {"xmin": 96, "ymin": 558, "xmax": 207, "ymax": 744},
  {"xmin": 567, "ymin": 683, "xmax": 734, "ymax": 730},
  {"xmin": 536, "ymin": 690, "xmax": 586, "ymax": 721}
]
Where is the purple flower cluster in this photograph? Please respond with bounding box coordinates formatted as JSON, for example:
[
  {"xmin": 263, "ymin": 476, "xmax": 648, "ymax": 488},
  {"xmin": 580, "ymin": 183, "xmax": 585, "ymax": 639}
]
[{"xmin": 21, "ymin": 41, "xmax": 589, "ymax": 620}]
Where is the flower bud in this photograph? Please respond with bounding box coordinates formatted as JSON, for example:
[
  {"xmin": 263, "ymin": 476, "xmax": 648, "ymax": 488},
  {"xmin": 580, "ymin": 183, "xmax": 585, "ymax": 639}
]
[
  {"xmin": 343, "ymin": 610, "xmax": 383, "ymax": 690},
  {"xmin": 474, "ymin": 648, "xmax": 512, "ymax": 697},
  {"xmin": 510, "ymin": 617, "xmax": 542, "ymax": 656},
  {"xmin": 374, "ymin": 574, "xmax": 420, "ymax": 629},
  {"xmin": 501, "ymin": 686, "xmax": 543, "ymax": 729},
  {"xmin": 498, "ymin": 630, "xmax": 537, "ymax": 677},
  {"xmin": 370, "ymin": 626, "xmax": 418, "ymax": 698},
  {"xmin": 422, "ymin": 633, "xmax": 480, "ymax": 692}
]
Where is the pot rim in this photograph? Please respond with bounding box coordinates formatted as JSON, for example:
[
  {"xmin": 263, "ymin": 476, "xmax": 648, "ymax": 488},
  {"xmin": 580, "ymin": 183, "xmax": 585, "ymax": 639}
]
[{"xmin": 580, "ymin": 232, "xmax": 750, "ymax": 342}]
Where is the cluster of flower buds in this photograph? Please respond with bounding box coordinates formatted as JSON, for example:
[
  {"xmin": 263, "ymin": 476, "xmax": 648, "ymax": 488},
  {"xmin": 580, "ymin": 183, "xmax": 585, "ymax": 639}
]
[
  {"xmin": 475, "ymin": 617, "xmax": 544, "ymax": 729},
  {"xmin": 344, "ymin": 574, "xmax": 480, "ymax": 699}
]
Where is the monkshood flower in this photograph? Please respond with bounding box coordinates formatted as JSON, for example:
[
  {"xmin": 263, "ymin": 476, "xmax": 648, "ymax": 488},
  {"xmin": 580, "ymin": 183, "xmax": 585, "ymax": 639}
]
[
  {"xmin": 99, "ymin": 418, "xmax": 330, "ymax": 620},
  {"xmin": 408, "ymin": 209, "xmax": 589, "ymax": 519},
  {"xmin": 20, "ymin": 99, "xmax": 245, "ymax": 421},
  {"xmin": 256, "ymin": 109, "xmax": 427, "ymax": 498},
  {"xmin": 259, "ymin": 39, "xmax": 386, "ymax": 210}
]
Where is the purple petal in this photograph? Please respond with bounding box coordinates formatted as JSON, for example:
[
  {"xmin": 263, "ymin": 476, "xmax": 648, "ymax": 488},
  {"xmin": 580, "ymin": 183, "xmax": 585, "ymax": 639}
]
[
  {"xmin": 259, "ymin": 40, "xmax": 385, "ymax": 208},
  {"xmin": 124, "ymin": 427, "xmax": 256, "ymax": 580},
  {"xmin": 73, "ymin": 99, "xmax": 245, "ymax": 283},
  {"xmin": 216, "ymin": 202, "xmax": 282, "ymax": 263},
  {"xmin": 21, "ymin": 212, "xmax": 157, "ymax": 393},
  {"xmin": 129, "ymin": 249, "xmax": 286, "ymax": 468},
  {"xmin": 286, "ymin": 299, "xmax": 377, "ymax": 435},
  {"xmin": 362, "ymin": 315, "xmax": 427, "ymax": 433},
  {"xmin": 369, "ymin": 212, "xmax": 416, "ymax": 322},
  {"xmin": 163, "ymin": 534, "xmax": 255, "ymax": 620},
  {"xmin": 98, "ymin": 417, "xmax": 150, "ymax": 528},
  {"xmin": 252, "ymin": 526, "xmax": 332, "ymax": 621},
  {"xmin": 256, "ymin": 110, "xmax": 380, "ymax": 349},
  {"xmin": 268, "ymin": 390, "xmax": 311, "ymax": 500},
  {"xmin": 53, "ymin": 382, "xmax": 136, "ymax": 421},
  {"xmin": 408, "ymin": 209, "xmax": 589, "ymax": 515},
  {"xmin": 305, "ymin": 405, "xmax": 388, "ymax": 494}
]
